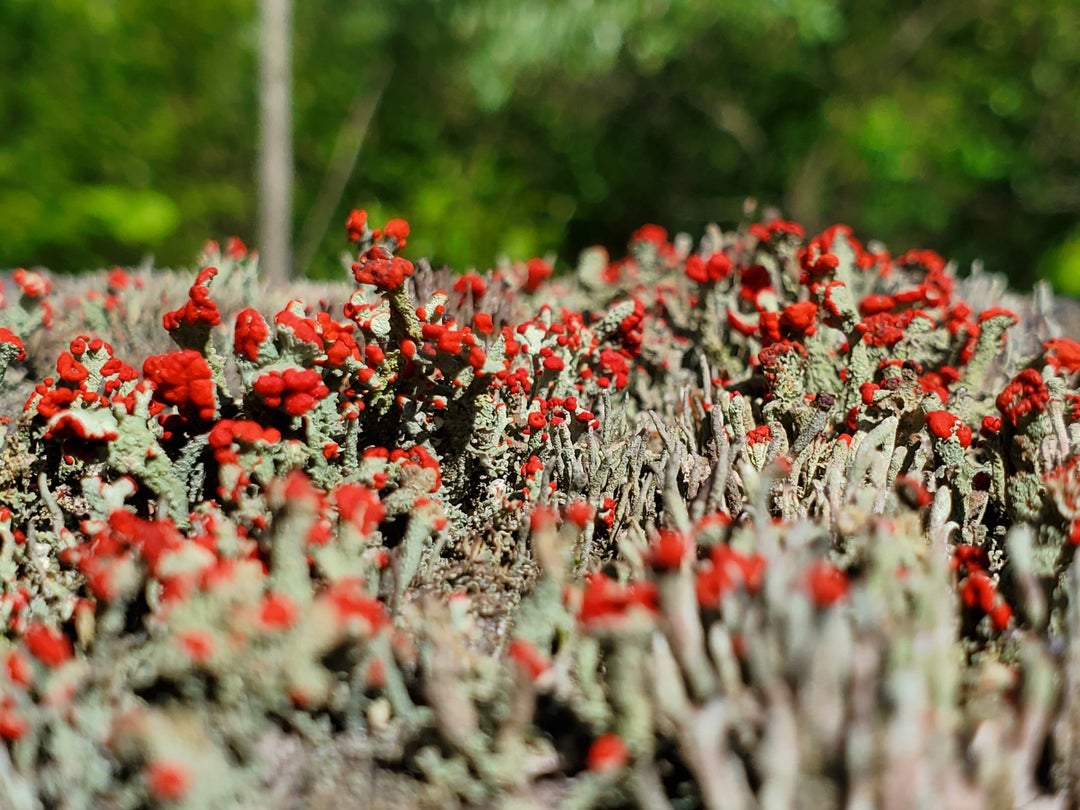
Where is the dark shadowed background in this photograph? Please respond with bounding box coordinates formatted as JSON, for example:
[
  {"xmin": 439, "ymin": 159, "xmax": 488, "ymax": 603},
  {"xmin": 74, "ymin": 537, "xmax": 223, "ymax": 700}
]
[{"xmin": 1, "ymin": 0, "xmax": 1077, "ymax": 291}]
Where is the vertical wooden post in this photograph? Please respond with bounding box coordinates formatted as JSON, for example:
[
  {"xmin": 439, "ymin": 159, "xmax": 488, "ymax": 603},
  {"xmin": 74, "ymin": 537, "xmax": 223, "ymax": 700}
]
[{"xmin": 258, "ymin": 0, "xmax": 293, "ymax": 285}]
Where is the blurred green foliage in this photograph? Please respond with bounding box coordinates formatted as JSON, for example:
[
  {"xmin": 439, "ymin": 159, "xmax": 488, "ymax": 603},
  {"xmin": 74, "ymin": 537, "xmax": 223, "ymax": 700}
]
[{"xmin": 0, "ymin": 0, "xmax": 1077, "ymax": 289}]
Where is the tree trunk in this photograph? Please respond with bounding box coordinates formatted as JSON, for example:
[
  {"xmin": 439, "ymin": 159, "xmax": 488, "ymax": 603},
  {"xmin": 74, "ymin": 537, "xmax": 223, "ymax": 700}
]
[{"xmin": 258, "ymin": 0, "xmax": 293, "ymax": 285}]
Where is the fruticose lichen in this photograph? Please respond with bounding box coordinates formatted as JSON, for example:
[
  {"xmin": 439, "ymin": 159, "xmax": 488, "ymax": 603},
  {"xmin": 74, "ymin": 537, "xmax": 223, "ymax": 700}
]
[{"xmin": 0, "ymin": 218, "xmax": 1078, "ymax": 808}]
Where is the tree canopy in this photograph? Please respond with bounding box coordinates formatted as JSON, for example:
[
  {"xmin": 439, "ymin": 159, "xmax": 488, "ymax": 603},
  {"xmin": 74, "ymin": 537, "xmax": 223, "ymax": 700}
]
[{"xmin": 1, "ymin": 0, "xmax": 1077, "ymax": 290}]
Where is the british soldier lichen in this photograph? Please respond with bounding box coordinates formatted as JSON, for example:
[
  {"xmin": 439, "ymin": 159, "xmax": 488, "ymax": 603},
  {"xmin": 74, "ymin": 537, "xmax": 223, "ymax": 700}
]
[{"xmin": 0, "ymin": 212, "xmax": 1078, "ymax": 807}]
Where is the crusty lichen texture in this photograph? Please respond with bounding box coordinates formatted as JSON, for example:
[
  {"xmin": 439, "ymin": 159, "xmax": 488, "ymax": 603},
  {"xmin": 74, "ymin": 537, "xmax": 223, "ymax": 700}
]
[{"xmin": 0, "ymin": 218, "xmax": 1079, "ymax": 809}]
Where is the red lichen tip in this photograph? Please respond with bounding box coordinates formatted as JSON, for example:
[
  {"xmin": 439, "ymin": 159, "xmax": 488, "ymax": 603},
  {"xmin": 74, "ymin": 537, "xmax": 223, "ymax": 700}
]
[
  {"xmin": 996, "ymin": 368, "xmax": 1050, "ymax": 427},
  {"xmin": 22, "ymin": 623, "xmax": 73, "ymax": 668},
  {"xmin": 507, "ymin": 638, "xmax": 550, "ymax": 681},
  {"xmin": 685, "ymin": 252, "xmax": 732, "ymax": 284},
  {"xmin": 352, "ymin": 246, "xmax": 415, "ymax": 290},
  {"xmin": 587, "ymin": 733, "xmax": 629, "ymax": 773},
  {"xmin": 234, "ymin": 308, "xmax": 271, "ymax": 362},
  {"xmin": 779, "ymin": 300, "xmax": 818, "ymax": 337},
  {"xmin": 382, "ymin": 217, "xmax": 410, "ymax": 248},
  {"xmin": 925, "ymin": 410, "xmax": 972, "ymax": 447},
  {"xmin": 524, "ymin": 258, "xmax": 553, "ymax": 293},
  {"xmin": 334, "ymin": 483, "xmax": 386, "ymax": 535},
  {"xmin": 143, "ymin": 350, "xmax": 217, "ymax": 421},
  {"xmin": 146, "ymin": 760, "xmax": 191, "ymax": 801},
  {"xmin": 163, "ymin": 266, "xmax": 222, "ymax": 332},
  {"xmin": 649, "ymin": 529, "xmax": 691, "ymax": 570},
  {"xmin": 13, "ymin": 268, "xmax": 50, "ymax": 298},
  {"xmin": 1045, "ymin": 338, "xmax": 1080, "ymax": 374},
  {"xmin": 253, "ymin": 368, "xmax": 330, "ymax": 417},
  {"xmin": 345, "ymin": 208, "xmax": 368, "ymax": 242},
  {"xmin": 806, "ymin": 561, "xmax": 849, "ymax": 607},
  {"xmin": 977, "ymin": 307, "xmax": 1018, "ymax": 325},
  {"xmin": 631, "ymin": 224, "xmax": 668, "ymax": 246},
  {"xmin": 258, "ymin": 592, "xmax": 299, "ymax": 631},
  {"xmin": 564, "ymin": 500, "xmax": 595, "ymax": 528},
  {"xmin": 578, "ymin": 572, "xmax": 658, "ymax": 628},
  {"xmin": 0, "ymin": 327, "xmax": 26, "ymax": 361}
]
